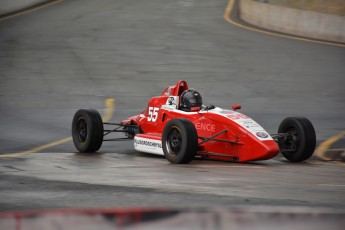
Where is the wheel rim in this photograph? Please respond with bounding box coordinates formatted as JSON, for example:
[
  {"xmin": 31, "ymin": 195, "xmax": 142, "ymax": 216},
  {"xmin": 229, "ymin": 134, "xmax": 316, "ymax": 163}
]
[
  {"xmin": 280, "ymin": 127, "xmax": 299, "ymax": 152},
  {"xmin": 166, "ymin": 127, "xmax": 182, "ymax": 156},
  {"xmin": 77, "ymin": 117, "xmax": 87, "ymax": 143}
]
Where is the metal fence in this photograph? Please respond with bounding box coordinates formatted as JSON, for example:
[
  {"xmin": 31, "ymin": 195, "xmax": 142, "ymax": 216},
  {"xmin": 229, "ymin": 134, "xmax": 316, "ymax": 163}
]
[{"xmin": 255, "ymin": 0, "xmax": 345, "ymax": 16}]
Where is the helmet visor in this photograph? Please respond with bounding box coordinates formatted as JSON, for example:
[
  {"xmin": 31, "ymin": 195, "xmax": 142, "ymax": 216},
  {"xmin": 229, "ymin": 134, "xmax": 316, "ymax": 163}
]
[{"xmin": 184, "ymin": 91, "xmax": 202, "ymax": 107}]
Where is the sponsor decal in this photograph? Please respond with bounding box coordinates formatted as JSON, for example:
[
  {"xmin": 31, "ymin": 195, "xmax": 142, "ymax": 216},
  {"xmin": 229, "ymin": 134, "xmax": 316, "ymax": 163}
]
[
  {"xmin": 226, "ymin": 113, "xmax": 249, "ymax": 120},
  {"xmin": 209, "ymin": 109, "xmax": 273, "ymax": 141},
  {"xmin": 134, "ymin": 139, "xmax": 162, "ymax": 149},
  {"xmin": 256, "ymin": 132, "xmax": 268, "ymax": 138},
  {"xmin": 195, "ymin": 122, "xmax": 216, "ymax": 132},
  {"xmin": 168, "ymin": 97, "xmax": 175, "ymax": 105},
  {"xmin": 134, "ymin": 137, "xmax": 164, "ymax": 155}
]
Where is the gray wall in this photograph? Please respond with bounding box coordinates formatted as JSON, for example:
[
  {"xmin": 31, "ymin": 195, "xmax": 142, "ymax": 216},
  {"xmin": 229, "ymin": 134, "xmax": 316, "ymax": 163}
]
[{"xmin": 240, "ymin": 0, "xmax": 345, "ymax": 43}]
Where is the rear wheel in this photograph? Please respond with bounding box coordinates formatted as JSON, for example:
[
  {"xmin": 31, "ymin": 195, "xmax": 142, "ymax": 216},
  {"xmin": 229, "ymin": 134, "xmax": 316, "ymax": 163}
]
[
  {"xmin": 278, "ymin": 117, "xmax": 316, "ymax": 162},
  {"xmin": 162, "ymin": 118, "xmax": 198, "ymax": 164},
  {"xmin": 72, "ymin": 109, "xmax": 103, "ymax": 153}
]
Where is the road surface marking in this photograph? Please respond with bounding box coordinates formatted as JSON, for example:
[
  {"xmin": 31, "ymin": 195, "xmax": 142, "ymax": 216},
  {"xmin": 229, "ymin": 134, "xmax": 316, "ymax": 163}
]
[
  {"xmin": 224, "ymin": 0, "xmax": 345, "ymax": 48},
  {"xmin": 0, "ymin": 98, "xmax": 115, "ymax": 158},
  {"xmin": 0, "ymin": 0, "xmax": 64, "ymax": 22},
  {"xmin": 102, "ymin": 98, "xmax": 115, "ymax": 123},
  {"xmin": 315, "ymin": 131, "xmax": 345, "ymax": 161},
  {"xmin": 0, "ymin": 137, "xmax": 73, "ymax": 158}
]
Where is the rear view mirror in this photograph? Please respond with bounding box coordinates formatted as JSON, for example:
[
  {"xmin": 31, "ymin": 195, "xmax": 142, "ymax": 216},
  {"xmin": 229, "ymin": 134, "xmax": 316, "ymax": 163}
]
[{"xmin": 232, "ymin": 104, "xmax": 241, "ymax": 111}]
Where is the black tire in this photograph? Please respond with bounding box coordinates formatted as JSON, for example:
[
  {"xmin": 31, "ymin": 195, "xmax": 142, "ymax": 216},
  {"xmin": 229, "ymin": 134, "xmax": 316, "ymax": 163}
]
[
  {"xmin": 72, "ymin": 109, "xmax": 103, "ymax": 153},
  {"xmin": 162, "ymin": 118, "xmax": 198, "ymax": 164},
  {"xmin": 278, "ymin": 117, "xmax": 316, "ymax": 162}
]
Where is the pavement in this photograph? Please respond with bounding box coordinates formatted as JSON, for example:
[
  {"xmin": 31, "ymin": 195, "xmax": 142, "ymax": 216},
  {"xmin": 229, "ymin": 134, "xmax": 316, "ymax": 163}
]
[
  {"xmin": 1, "ymin": 0, "xmax": 343, "ymax": 162},
  {"xmin": 0, "ymin": 1, "xmax": 344, "ymax": 229},
  {"xmin": 0, "ymin": 0, "xmax": 345, "ymax": 161}
]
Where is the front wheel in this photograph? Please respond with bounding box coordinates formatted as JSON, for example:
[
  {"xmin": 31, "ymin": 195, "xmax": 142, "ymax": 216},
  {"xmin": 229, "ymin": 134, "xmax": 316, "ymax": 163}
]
[
  {"xmin": 72, "ymin": 109, "xmax": 103, "ymax": 153},
  {"xmin": 277, "ymin": 117, "xmax": 316, "ymax": 162},
  {"xmin": 162, "ymin": 118, "xmax": 198, "ymax": 164}
]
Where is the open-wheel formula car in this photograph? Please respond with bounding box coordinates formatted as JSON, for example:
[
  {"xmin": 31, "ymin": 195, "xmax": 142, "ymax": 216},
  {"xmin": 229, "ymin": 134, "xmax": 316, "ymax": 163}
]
[{"xmin": 72, "ymin": 80, "xmax": 316, "ymax": 163}]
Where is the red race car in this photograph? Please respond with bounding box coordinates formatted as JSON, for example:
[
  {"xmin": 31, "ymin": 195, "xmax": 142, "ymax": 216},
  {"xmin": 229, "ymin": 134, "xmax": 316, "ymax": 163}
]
[{"xmin": 72, "ymin": 80, "xmax": 316, "ymax": 163}]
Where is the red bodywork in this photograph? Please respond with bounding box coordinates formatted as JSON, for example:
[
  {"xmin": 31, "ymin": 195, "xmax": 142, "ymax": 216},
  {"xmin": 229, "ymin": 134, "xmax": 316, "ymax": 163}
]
[{"xmin": 121, "ymin": 80, "xmax": 279, "ymax": 162}]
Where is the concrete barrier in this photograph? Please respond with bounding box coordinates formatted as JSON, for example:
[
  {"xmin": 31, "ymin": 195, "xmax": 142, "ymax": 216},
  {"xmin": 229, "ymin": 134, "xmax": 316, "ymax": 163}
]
[
  {"xmin": 1, "ymin": 207, "xmax": 345, "ymax": 230},
  {"xmin": 239, "ymin": 0, "xmax": 345, "ymax": 43},
  {"xmin": 0, "ymin": 0, "xmax": 53, "ymax": 17}
]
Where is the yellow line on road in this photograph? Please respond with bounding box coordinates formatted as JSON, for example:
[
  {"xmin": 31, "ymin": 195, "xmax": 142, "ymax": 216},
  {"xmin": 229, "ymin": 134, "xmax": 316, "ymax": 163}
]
[
  {"xmin": 224, "ymin": 0, "xmax": 345, "ymax": 48},
  {"xmin": 0, "ymin": 0, "xmax": 63, "ymax": 22},
  {"xmin": 0, "ymin": 98, "xmax": 115, "ymax": 158},
  {"xmin": 103, "ymin": 98, "xmax": 115, "ymax": 123},
  {"xmin": 0, "ymin": 137, "xmax": 73, "ymax": 158},
  {"xmin": 315, "ymin": 131, "xmax": 345, "ymax": 161}
]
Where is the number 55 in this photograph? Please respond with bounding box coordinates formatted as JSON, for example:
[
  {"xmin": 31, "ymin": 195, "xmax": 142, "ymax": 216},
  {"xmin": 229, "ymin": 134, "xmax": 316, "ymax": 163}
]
[{"xmin": 147, "ymin": 107, "xmax": 159, "ymax": 122}]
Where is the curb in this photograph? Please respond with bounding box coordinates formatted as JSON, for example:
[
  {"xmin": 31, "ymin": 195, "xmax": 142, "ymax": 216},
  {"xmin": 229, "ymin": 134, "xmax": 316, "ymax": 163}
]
[{"xmin": 0, "ymin": 0, "xmax": 59, "ymax": 21}]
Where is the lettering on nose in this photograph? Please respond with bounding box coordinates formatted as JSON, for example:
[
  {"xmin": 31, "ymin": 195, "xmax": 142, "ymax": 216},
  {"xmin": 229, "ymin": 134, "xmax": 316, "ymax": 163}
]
[{"xmin": 195, "ymin": 122, "xmax": 216, "ymax": 132}]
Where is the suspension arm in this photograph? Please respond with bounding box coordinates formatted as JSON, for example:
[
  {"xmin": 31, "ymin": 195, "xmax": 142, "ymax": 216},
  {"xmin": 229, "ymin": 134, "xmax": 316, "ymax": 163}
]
[{"xmin": 198, "ymin": 129, "xmax": 243, "ymax": 145}]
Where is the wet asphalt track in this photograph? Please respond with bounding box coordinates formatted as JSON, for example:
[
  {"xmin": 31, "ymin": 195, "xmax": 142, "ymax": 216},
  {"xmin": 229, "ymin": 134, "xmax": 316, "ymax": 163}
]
[{"xmin": 0, "ymin": 0, "xmax": 344, "ymax": 212}]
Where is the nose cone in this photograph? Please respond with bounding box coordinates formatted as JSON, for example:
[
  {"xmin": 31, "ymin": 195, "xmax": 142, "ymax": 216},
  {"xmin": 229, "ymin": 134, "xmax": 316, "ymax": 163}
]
[
  {"xmin": 256, "ymin": 140, "xmax": 280, "ymax": 161},
  {"xmin": 237, "ymin": 139, "xmax": 280, "ymax": 162}
]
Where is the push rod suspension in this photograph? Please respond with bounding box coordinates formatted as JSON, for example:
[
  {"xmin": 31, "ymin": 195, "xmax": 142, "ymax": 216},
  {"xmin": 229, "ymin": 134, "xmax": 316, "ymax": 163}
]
[{"xmin": 198, "ymin": 129, "xmax": 227, "ymax": 145}]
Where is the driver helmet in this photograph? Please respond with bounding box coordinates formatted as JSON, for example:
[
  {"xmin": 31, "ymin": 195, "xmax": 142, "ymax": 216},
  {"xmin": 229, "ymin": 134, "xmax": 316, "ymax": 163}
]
[{"xmin": 180, "ymin": 89, "xmax": 202, "ymax": 111}]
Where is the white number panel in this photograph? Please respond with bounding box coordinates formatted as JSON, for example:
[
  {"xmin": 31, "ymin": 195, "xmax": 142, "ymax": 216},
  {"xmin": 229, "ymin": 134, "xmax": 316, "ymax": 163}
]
[{"xmin": 147, "ymin": 107, "xmax": 159, "ymax": 122}]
